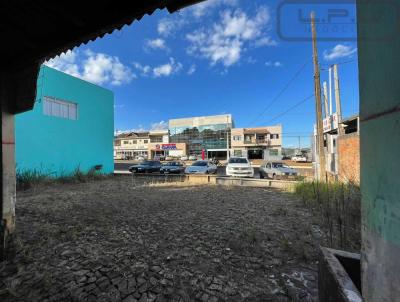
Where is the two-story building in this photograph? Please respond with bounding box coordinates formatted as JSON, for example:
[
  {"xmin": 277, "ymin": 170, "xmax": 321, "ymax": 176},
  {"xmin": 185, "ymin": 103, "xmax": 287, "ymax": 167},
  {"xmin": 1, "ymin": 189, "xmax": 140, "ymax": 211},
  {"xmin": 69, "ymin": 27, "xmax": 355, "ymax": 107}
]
[
  {"xmin": 16, "ymin": 66, "xmax": 114, "ymax": 175},
  {"xmin": 230, "ymin": 125, "xmax": 282, "ymax": 160},
  {"xmin": 114, "ymin": 132, "xmax": 150, "ymax": 159}
]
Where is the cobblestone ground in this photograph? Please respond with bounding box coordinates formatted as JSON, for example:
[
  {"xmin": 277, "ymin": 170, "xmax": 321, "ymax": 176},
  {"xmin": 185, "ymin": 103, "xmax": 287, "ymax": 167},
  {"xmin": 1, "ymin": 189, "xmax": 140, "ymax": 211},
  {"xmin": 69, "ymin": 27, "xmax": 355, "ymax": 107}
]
[{"xmin": 0, "ymin": 177, "xmax": 326, "ymax": 302}]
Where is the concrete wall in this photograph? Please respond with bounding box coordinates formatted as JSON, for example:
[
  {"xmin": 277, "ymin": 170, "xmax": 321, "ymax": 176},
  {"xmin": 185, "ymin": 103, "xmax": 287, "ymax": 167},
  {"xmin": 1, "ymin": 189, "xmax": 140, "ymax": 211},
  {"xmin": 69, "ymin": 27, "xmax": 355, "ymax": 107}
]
[
  {"xmin": 337, "ymin": 133, "xmax": 360, "ymax": 184},
  {"xmin": 357, "ymin": 1, "xmax": 400, "ymax": 300},
  {"xmin": 15, "ymin": 66, "xmax": 114, "ymax": 176}
]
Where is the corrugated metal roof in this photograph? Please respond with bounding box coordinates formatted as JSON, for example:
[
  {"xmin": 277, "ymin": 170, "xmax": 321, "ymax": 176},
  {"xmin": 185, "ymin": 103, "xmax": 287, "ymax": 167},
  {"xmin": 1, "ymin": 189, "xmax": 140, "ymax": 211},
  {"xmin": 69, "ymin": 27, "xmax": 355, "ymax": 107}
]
[
  {"xmin": 1, "ymin": 0, "xmax": 204, "ymax": 67},
  {"xmin": 0, "ymin": 0, "xmax": 204, "ymax": 113}
]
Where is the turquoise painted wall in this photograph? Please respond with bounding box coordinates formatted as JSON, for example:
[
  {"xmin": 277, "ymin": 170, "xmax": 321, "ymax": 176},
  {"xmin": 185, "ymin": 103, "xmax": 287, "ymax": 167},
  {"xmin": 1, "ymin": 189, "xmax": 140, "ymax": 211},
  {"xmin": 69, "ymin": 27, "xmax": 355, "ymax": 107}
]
[
  {"xmin": 357, "ymin": 1, "xmax": 400, "ymax": 300},
  {"xmin": 15, "ymin": 66, "xmax": 114, "ymax": 176}
]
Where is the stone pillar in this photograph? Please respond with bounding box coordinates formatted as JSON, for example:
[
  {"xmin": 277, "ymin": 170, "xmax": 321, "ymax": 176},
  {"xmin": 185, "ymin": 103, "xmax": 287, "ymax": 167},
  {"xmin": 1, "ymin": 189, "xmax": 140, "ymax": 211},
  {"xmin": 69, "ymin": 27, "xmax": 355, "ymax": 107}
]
[{"xmin": 357, "ymin": 1, "xmax": 400, "ymax": 300}]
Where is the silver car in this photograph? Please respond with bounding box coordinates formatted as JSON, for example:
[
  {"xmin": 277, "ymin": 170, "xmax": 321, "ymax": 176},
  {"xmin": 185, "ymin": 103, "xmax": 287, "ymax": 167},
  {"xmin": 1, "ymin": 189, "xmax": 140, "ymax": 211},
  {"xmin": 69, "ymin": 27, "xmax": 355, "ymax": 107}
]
[
  {"xmin": 185, "ymin": 160, "xmax": 217, "ymax": 174},
  {"xmin": 259, "ymin": 161, "xmax": 298, "ymax": 179}
]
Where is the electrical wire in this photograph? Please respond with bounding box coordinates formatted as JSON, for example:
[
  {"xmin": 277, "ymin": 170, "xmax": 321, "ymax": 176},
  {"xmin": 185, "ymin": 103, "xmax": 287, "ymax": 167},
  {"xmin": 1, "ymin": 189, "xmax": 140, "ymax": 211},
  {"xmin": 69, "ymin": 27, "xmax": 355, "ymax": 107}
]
[
  {"xmin": 247, "ymin": 60, "xmax": 310, "ymax": 126},
  {"xmin": 265, "ymin": 94, "xmax": 314, "ymax": 124}
]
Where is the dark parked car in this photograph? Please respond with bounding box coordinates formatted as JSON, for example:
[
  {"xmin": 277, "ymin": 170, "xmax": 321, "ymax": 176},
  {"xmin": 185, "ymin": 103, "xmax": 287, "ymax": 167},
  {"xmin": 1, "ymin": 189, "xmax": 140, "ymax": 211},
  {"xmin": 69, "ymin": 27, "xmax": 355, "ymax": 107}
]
[
  {"xmin": 160, "ymin": 162, "xmax": 185, "ymax": 174},
  {"xmin": 129, "ymin": 161, "xmax": 161, "ymax": 173}
]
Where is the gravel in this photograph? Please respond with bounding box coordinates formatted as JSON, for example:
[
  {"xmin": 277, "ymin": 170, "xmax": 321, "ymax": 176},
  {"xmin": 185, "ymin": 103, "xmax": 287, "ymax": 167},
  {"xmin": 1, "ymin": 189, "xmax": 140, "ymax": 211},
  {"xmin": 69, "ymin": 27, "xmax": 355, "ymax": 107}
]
[{"xmin": 0, "ymin": 176, "xmax": 326, "ymax": 301}]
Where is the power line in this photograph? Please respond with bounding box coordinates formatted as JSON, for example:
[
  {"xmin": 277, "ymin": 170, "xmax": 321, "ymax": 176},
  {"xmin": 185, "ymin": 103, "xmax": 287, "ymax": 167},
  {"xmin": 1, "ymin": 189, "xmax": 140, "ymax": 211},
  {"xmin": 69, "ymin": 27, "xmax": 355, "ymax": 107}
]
[
  {"xmin": 265, "ymin": 94, "xmax": 314, "ymax": 124},
  {"xmin": 320, "ymin": 59, "xmax": 356, "ymax": 70},
  {"xmin": 248, "ymin": 60, "xmax": 310, "ymax": 126}
]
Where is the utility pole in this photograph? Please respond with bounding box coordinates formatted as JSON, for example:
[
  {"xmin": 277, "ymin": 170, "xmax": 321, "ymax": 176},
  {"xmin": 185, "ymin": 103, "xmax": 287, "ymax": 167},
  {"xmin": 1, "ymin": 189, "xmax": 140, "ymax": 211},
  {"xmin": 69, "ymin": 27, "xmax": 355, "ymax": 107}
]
[
  {"xmin": 323, "ymin": 81, "xmax": 330, "ymax": 118},
  {"xmin": 329, "ymin": 66, "xmax": 333, "ymax": 115},
  {"xmin": 226, "ymin": 115, "xmax": 230, "ymax": 160},
  {"xmin": 298, "ymin": 136, "xmax": 301, "ymax": 151},
  {"xmin": 311, "ymin": 11, "xmax": 326, "ymax": 181},
  {"xmin": 323, "ymin": 81, "xmax": 331, "ymax": 173},
  {"xmin": 333, "ymin": 64, "xmax": 344, "ymax": 135}
]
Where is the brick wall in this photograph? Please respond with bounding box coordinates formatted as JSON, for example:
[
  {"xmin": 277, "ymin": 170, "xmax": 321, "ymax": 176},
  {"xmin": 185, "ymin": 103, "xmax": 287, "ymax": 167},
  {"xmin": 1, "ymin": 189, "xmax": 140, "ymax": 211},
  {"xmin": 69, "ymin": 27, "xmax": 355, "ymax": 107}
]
[{"xmin": 337, "ymin": 133, "xmax": 360, "ymax": 184}]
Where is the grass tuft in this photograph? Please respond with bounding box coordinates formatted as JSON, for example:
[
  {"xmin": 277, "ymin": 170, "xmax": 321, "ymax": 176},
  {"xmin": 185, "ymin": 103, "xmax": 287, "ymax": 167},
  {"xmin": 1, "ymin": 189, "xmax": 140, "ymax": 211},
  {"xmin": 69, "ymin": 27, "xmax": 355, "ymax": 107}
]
[
  {"xmin": 293, "ymin": 180, "xmax": 361, "ymax": 251},
  {"xmin": 16, "ymin": 166, "xmax": 110, "ymax": 190}
]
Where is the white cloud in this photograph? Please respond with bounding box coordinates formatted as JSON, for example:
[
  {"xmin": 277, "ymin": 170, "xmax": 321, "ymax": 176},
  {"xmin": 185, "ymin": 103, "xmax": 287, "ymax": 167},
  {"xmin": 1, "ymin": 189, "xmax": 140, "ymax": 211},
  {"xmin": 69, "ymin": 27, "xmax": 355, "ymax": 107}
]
[
  {"xmin": 133, "ymin": 62, "xmax": 151, "ymax": 76},
  {"xmin": 187, "ymin": 64, "xmax": 197, "ymax": 75},
  {"xmin": 114, "ymin": 127, "xmax": 147, "ymax": 135},
  {"xmin": 45, "ymin": 49, "xmax": 134, "ymax": 86},
  {"xmin": 186, "ymin": 7, "xmax": 274, "ymax": 67},
  {"xmin": 145, "ymin": 38, "xmax": 167, "ymax": 50},
  {"xmin": 157, "ymin": 0, "xmax": 238, "ymax": 36},
  {"xmin": 265, "ymin": 61, "xmax": 283, "ymax": 67},
  {"xmin": 323, "ymin": 44, "xmax": 357, "ymax": 61},
  {"xmin": 189, "ymin": 0, "xmax": 238, "ymax": 18},
  {"xmin": 157, "ymin": 18, "xmax": 186, "ymax": 37},
  {"xmin": 153, "ymin": 58, "xmax": 183, "ymax": 78},
  {"xmin": 45, "ymin": 50, "xmax": 81, "ymax": 78},
  {"xmin": 151, "ymin": 121, "xmax": 168, "ymax": 130}
]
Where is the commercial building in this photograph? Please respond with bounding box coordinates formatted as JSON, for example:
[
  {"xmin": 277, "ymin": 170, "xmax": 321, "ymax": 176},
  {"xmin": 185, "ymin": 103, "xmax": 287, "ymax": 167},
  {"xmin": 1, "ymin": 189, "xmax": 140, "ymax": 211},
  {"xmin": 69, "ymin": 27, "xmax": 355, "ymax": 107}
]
[
  {"xmin": 16, "ymin": 66, "xmax": 114, "ymax": 175},
  {"xmin": 148, "ymin": 130, "xmax": 177, "ymax": 159},
  {"xmin": 169, "ymin": 114, "xmax": 233, "ymax": 159},
  {"xmin": 114, "ymin": 132, "xmax": 150, "ymax": 159},
  {"xmin": 114, "ymin": 130, "xmax": 187, "ymax": 160},
  {"xmin": 230, "ymin": 125, "xmax": 282, "ymax": 160}
]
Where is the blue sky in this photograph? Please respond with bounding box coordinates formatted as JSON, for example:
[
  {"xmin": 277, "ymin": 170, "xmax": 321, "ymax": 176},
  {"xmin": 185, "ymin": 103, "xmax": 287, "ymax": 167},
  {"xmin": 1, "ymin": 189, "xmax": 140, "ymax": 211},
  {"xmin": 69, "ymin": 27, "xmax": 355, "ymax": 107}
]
[{"xmin": 46, "ymin": 0, "xmax": 359, "ymax": 148}]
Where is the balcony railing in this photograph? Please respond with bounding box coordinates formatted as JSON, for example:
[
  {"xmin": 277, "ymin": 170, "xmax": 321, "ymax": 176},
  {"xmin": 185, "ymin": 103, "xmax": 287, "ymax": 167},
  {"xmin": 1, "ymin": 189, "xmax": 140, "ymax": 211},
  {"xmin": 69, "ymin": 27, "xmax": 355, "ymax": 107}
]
[{"xmin": 243, "ymin": 139, "xmax": 271, "ymax": 145}]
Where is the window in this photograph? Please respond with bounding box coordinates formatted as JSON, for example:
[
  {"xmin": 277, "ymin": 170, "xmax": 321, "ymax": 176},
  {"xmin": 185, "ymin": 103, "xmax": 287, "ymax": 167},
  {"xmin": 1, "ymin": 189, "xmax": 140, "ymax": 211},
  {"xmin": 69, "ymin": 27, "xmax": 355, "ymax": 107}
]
[
  {"xmin": 151, "ymin": 136, "xmax": 163, "ymax": 143},
  {"xmin": 144, "ymin": 140, "xmax": 149, "ymax": 144},
  {"xmin": 233, "ymin": 135, "xmax": 242, "ymax": 141},
  {"xmin": 228, "ymin": 158, "xmax": 248, "ymax": 164},
  {"xmin": 269, "ymin": 149, "xmax": 279, "ymax": 156},
  {"xmin": 270, "ymin": 134, "xmax": 280, "ymax": 139},
  {"xmin": 123, "ymin": 141, "xmax": 129, "ymax": 145},
  {"xmin": 234, "ymin": 150, "xmax": 242, "ymax": 157},
  {"xmin": 132, "ymin": 140, "xmax": 137, "ymax": 144},
  {"xmin": 43, "ymin": 96, "xmax": 77, "ymax": 120}
]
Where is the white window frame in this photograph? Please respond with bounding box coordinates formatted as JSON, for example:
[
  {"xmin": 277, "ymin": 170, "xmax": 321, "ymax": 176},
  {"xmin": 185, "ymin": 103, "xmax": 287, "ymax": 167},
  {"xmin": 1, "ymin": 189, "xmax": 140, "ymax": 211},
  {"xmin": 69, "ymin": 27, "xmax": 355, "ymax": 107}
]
[{"xmin": 43, "ymin": 96, "xmax": 78, "ymax": 120}]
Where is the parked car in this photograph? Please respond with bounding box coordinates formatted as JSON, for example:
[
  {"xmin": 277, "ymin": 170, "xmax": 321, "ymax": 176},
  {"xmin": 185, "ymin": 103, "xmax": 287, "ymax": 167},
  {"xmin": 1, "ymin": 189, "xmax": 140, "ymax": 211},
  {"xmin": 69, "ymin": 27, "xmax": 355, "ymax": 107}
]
[
  {"xmin": 135, "ymin": 155, "xmax": 145, "ymax": 161},
  {"xmin": 180, "ymin": 156, "xmax": 188, "ymax": 161},
  {"xmin": 259, "ymin": 161, "xmax": 298, "ymax": 179},
  {"xmin": 188, "ymin": 155, "xmax": 197, "ymax": 161},
  {"xmin": 165, "ymin": 156, "xmax": 174, "ymax": 161},
  {"xmin": 281, "ymin": 155, "xmax": 291, "ymax": 160},
  {"xmin": 160, "ymin": 162, "xmax": 185, "ymax": 174},
  {"xmin": 291, "ymin": 154, "xmax": 307, "ymax": 162},
  {"xmin": 226, "ymin": 157, "xmax": 254, "ymax": 178},
  {"xmin": 129, "ymin": 161, "xmax": 161, "ymax": 173},
  {"xmin": 185, "ymin": 160, "xmax": 217, "ymax": 174}
]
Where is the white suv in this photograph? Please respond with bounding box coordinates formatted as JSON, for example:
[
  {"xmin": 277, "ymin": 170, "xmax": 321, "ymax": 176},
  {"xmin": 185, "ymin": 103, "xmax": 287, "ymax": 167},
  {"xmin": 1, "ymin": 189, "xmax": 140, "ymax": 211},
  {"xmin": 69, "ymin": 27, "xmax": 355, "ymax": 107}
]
[{"xmin": 226, "ymin": 157, "xmax": 254, "ymax": 178}]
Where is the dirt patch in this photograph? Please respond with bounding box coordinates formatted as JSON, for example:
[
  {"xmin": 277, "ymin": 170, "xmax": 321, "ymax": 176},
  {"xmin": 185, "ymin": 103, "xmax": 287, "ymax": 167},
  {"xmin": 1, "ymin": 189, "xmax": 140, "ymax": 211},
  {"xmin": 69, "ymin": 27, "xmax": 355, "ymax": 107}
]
[{"xmin": 0, "ymin": 176, "xmax": 327, "ymax": 301}]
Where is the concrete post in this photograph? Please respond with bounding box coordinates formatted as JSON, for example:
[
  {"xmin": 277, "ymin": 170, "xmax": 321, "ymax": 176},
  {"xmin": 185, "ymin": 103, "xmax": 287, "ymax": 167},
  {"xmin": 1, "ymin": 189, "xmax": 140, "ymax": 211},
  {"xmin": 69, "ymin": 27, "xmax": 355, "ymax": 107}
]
[
  {"xmin": 357, "ymin": 1, "xmax": 400, "ymax": 300},
  {"xmin": 0, "ymin": 77, "xmax": 17, "ymax": 260},
  {"xmin": 2, "ymin": 111, "xmax": 16, "ymax": 234}
]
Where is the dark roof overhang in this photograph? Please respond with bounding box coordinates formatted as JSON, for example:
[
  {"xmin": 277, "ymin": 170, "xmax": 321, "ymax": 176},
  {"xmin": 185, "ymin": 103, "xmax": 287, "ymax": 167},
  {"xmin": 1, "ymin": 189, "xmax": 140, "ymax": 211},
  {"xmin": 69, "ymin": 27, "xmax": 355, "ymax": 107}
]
[{"xmin": 0, "ymin": 0, "xmax": 204, "ymax": 113}]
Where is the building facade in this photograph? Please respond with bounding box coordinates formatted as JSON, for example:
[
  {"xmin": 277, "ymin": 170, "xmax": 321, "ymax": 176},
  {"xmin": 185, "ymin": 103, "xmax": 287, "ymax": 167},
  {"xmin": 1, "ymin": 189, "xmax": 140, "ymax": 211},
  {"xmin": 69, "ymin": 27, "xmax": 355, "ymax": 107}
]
[
  {"xmin": 114, "ymin": 132, "xmax": 150, "ymax": 159},
  {"xmin": 230, "ymin": 125, "xmax": 282, "ymax": 160},
  {"xmin": 16, "ymin": 66, "xmax": 114, "ymax": 175},
  {"xmin": 313, "ymin": 115, "xmax": 360, "ymax": 183},
  {"xmin": 169, "ymin": 114, "xmax": 233, "ymax": 159}
]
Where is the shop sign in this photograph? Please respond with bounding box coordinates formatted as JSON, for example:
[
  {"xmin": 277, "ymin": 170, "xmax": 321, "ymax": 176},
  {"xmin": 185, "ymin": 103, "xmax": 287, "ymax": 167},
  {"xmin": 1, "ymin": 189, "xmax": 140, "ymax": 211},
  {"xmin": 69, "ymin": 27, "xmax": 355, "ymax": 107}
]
[{"xmin": 161, "ymin": 144, "xmax": 177, "ymax": 150}]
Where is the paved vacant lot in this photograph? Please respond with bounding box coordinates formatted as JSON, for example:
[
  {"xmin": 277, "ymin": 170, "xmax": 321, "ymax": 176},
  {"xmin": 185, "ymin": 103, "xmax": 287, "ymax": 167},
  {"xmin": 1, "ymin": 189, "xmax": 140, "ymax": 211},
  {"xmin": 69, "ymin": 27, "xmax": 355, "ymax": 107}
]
[{"xmin": 0, "ymin": 177, "xmax": 325, "ymax": 302}]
